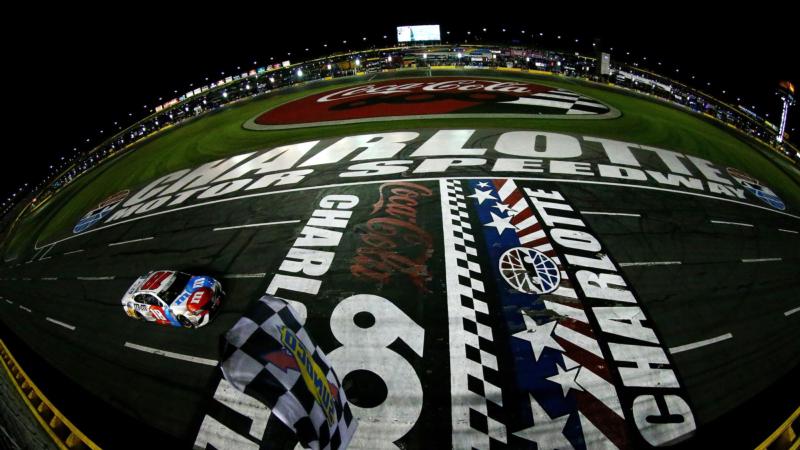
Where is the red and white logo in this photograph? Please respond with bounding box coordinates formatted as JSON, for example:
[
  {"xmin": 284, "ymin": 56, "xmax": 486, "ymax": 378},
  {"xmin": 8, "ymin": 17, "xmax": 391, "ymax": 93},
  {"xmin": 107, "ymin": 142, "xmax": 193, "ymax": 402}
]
[{"xmin": 245, "ymin": 77, "xmax": 614, "ymax": 130}]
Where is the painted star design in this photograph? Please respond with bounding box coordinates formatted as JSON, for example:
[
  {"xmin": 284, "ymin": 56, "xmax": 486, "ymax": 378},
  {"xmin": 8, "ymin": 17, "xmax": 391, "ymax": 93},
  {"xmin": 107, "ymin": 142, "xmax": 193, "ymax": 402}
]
[
  {"xmin": 547, "ymin": 363, "xmax": 584, "ymax": 397},
  {"xmin": 492, "ymin": 202, "xmax": 517, "ymax": 216},
  {"xmin": 513, "ymin": 394, "xmax": 574, "ymax": 450},
  {"xmin": 512, "ymin": 315, "xmax": 564, "ymax": 361},
  {"xmin": 483, "ymin": 212, "xmax": 517, "ymax": 235},
  {"xmin": 476, "ymin": 181, "xmax": 490, "ymax": 188},
  {"xmin": 468, "ymin": 188, "xmax": 497, "ymax": 205}
]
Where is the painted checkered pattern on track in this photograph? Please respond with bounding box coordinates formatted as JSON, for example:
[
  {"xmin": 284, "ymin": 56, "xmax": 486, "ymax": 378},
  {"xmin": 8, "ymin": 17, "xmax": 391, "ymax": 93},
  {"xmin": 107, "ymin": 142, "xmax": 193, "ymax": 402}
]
[{"xmin": 440, "ymin": 179, "xmax": 508, "ymax": 449}]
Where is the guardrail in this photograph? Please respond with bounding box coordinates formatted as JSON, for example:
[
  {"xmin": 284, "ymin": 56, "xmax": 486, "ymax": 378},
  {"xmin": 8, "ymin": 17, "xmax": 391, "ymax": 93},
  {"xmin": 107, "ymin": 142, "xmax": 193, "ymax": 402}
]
[
  {"xmin": 756, "ymin": 405, "xmax": 799, "ymax": 450},
  {"xmin": 0, "ymin": 339, "xmax": 100, "ymax": 450}
]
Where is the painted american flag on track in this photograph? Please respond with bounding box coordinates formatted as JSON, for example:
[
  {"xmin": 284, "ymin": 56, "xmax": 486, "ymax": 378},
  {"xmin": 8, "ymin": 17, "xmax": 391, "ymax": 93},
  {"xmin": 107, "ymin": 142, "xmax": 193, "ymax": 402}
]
[{"xmin": 467, "ymin": 178, "xmax": 628, "ymax": 449}]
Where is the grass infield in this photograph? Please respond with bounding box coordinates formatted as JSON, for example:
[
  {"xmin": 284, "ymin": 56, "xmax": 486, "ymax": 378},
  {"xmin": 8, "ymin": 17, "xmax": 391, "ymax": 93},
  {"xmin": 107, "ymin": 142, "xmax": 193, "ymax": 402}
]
[{"xmin": 4, "ymin": 70, "xmax": 799, "ymax": 257}]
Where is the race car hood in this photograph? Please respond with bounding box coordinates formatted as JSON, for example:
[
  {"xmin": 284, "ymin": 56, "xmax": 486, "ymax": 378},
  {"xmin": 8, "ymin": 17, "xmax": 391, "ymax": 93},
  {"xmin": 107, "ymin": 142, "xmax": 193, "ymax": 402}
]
[{"xmin": 170, "ymin": 276, "xmax": 218, "ymax": 315}]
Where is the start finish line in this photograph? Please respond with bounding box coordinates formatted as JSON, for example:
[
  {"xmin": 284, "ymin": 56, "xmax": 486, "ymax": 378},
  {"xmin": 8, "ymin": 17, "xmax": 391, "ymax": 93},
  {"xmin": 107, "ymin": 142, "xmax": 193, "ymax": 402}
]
[{"xmin": 193, "ymin": 177, "xmax": 698, "ymax": 449}]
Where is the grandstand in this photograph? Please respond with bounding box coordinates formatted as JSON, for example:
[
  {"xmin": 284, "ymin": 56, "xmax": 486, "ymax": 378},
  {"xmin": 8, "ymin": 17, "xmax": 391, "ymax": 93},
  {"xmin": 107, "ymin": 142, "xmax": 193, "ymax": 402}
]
[{"xmin": 3, "ymin": 39, "xmax": 796, "ymax": 221}]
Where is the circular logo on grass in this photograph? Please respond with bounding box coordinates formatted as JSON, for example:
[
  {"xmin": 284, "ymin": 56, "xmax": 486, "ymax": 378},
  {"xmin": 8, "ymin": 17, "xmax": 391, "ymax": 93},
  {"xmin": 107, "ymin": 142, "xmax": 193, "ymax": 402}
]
[
  {"xmin": 499, "ymin": 247, "xmax": 561, "ymax": 294},
  {"xmin": 73, "ymin": 190, "xmax": 130, "ymax": 234},
  {"xmin": 245, "ymin": 77, "xmax": 616, "ymax": 129},
  {"xmin": 726, "ymin": 167, "xmax": 786, "ymax": 210}
]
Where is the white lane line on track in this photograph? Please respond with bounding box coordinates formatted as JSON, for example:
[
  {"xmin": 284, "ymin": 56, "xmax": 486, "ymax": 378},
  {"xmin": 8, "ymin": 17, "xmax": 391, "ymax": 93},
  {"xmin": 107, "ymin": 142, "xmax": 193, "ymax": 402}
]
[
  {"xmin": 63, "ymin": 249, "xmax": 85, "ymax": 255},
  {"xmin": 785, "ymin": 306, "xmax": 800, "ymax": 317},
  {"xmin": 108, "ymin": 237, "xmax": 154, "ymax": 247},
  {"xmin": 46, "ymin": 317, "xmax": 76, "ymax": 331},
  {"xmin": 39, "ymin": 246, "xmax": 55, "ymax": 260},
  {"xmin": 77, "ymin": 276, "xmax": 116, "ymax": 281},
  {"xmin": 4, "ymin": 299, "xmax": 12, "ymax": 305},
  {"xmin": 778, "ymin": 228, "xmax": 799, "ymax": 234},
  {"xmin": 669, "ymin": 333, "xmax": 733, "ymax": 354},
  {"xmin": 19, "ymin": 306, "xmax": 31, "ymax": 313},
  {"xmin": 223, "ymin": 273, "xmax": 267, "ymax": 279},
  {"xmin": 710, "ymin": 220, "xmax": 753, "ymax": 227},
  {"xmin": 582, "ymin": 211, "xmax": 641, "ymax": 218},
  {"xmin": 618, "ymin": 261, "xmax": 682, "ymax": 267},
  {"xmin": 124, "ymin": 342, "xmax": 218, "ymax": 366},
  {"xmin": 35, "ymin": 176, "xmax": 800, "ymax": 250},
  {"xmin": 213, "ymin": 220, "xmax": 300, "ymax": 232},
  {"xmin": 41, "ymin": 277, "xmax": 58, "ymax": 281},
  {"xmin": 741, "ymin": 257, "xmax": 783, "ymax": 263}
]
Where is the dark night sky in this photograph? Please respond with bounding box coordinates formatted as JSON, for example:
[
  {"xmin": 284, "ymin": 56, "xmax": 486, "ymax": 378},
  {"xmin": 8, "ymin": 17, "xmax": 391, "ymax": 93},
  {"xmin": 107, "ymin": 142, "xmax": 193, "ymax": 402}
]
[{"xmin": 4, "ymin": 7, "xmax": 797, "ymax": 208}]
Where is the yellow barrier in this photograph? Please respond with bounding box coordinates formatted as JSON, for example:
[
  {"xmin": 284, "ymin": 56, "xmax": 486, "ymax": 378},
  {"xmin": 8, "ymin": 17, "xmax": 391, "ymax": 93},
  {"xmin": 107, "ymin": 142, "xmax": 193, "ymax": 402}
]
[
  {"xmin": 0, "ymin": 339, "xmax": 101, "ymax": 450},
  {"xmin": 756, "ymin": 406, "xmax": 800, "ymax": 450}
]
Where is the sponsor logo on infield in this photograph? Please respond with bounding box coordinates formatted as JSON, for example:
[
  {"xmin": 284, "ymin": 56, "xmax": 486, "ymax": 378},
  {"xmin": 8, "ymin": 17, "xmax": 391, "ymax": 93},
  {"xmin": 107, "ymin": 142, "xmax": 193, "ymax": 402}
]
[
  {"xmin": 726, "ymin": 166, "xmax": 786, "ymax": 210},
  {"xmin": 245, "ymin": 78, "xmax": 615, "ymax": 129},
  {"xmin": 106, "ymin": 130, "xmax": 794, "ymax": 231},
  {"xmin": 73, "ymin": 190, "xmax": 129, "ymax": 234}
]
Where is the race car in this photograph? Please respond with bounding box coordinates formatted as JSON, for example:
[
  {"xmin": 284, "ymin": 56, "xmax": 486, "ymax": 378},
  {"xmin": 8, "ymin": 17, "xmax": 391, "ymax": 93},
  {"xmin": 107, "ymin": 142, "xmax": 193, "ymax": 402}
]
[{"xmin": 121, "ymin": 270, "xmax": 223, "ymax": 328}]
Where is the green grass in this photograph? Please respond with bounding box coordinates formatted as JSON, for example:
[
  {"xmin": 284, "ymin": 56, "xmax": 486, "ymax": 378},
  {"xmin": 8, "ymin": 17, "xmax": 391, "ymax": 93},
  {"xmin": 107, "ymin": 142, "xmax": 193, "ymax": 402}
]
[{"xmin": 4, "ymin": 71, "xmax": 799, "ymax": 258}]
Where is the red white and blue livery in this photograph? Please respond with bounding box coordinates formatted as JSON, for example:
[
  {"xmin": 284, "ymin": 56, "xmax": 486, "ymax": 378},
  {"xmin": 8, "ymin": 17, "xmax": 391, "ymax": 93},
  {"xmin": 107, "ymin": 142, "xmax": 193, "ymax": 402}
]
[{"xmin": 121, "ymin": 270, "xmax": 223, "ymax": 328}]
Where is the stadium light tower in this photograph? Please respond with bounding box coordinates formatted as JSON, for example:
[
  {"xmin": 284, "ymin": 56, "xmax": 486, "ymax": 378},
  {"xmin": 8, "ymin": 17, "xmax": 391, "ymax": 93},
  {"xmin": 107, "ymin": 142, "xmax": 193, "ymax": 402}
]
[{"xmin": 776, "ymin": 81, "xmax": 795, "ymax": 144}]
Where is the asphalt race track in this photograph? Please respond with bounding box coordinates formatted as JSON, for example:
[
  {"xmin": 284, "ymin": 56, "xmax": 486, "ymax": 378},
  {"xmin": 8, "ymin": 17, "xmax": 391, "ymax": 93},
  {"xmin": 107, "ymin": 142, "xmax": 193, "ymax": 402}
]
[{"xmin": 1, "ymin": 73, "xmax": 799, "ymax": 449}]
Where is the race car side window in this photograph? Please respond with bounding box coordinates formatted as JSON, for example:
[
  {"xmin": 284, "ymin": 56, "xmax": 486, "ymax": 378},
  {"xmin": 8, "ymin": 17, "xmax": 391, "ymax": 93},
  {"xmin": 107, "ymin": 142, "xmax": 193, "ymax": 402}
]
[{"xmin": 136, "ymin": 294, "xmax": 160, "ymax": 306}]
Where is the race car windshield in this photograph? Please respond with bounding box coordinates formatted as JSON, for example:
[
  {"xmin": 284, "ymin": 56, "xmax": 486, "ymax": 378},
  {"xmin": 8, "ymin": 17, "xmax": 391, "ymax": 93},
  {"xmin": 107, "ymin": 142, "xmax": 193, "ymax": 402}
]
[{"xmin": 162, "ymin": 273, "xmax": 192, "ymax": 303}]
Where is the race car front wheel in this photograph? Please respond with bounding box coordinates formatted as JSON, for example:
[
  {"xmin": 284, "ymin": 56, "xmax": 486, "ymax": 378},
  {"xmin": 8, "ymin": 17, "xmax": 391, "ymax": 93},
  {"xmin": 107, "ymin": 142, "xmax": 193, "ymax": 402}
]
[{"xmin": 177, "ymin": 315, "xmax": 194, "ymax": 329}]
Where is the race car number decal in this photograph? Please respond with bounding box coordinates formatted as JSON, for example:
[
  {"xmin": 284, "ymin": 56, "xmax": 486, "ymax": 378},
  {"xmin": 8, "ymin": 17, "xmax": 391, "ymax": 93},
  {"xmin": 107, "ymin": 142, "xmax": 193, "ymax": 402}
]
[{"xmin": 150, "ymin": 308, "xmax": 166, "ymax": 321}]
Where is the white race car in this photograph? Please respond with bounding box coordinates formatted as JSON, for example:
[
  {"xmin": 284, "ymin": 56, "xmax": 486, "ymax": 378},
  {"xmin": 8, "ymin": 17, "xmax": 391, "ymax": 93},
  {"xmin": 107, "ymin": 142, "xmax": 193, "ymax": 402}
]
[{"xmin": 121, "ymin": 270, "xmax": 223, "ymax": 328}]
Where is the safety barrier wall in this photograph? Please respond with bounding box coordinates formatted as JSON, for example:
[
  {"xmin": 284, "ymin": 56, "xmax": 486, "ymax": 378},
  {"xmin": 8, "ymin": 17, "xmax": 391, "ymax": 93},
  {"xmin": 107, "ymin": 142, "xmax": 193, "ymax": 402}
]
[
  {"xmin": 0, "ymin": 339, "xmax": 100, "ymax": 450},
  {"xmin": 756, "ymin": 405, "xmax": 799, "ymax": 450}
]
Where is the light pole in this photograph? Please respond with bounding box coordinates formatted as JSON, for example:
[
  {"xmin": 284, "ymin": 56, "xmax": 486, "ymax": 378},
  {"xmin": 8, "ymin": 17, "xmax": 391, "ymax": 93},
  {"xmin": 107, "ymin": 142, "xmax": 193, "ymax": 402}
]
[{"xmin": 777, "ymin": 81, "xmax": 796, "ymax": 145}]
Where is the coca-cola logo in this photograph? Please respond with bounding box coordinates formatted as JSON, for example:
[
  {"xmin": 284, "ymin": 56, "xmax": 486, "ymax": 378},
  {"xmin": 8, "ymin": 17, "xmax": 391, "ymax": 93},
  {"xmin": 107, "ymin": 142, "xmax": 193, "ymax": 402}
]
[
  {"xmin": 245, "ymin": 77, "xmax": 615, "ymax": 130},
  {"xmin": 351, "ymin": 182, "xmax": 434, "ymax": 293},
  {"xmin": 317, "ymin": 80, "xmax": 551, "ymax": 102}
]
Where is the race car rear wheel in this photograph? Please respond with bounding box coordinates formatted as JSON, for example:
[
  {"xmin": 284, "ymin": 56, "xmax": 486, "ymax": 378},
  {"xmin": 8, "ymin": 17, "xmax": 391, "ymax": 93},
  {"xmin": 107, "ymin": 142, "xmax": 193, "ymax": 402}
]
[{"xmin": 177, "ymin": 315, "xmax": 194, "ymax": 329}]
